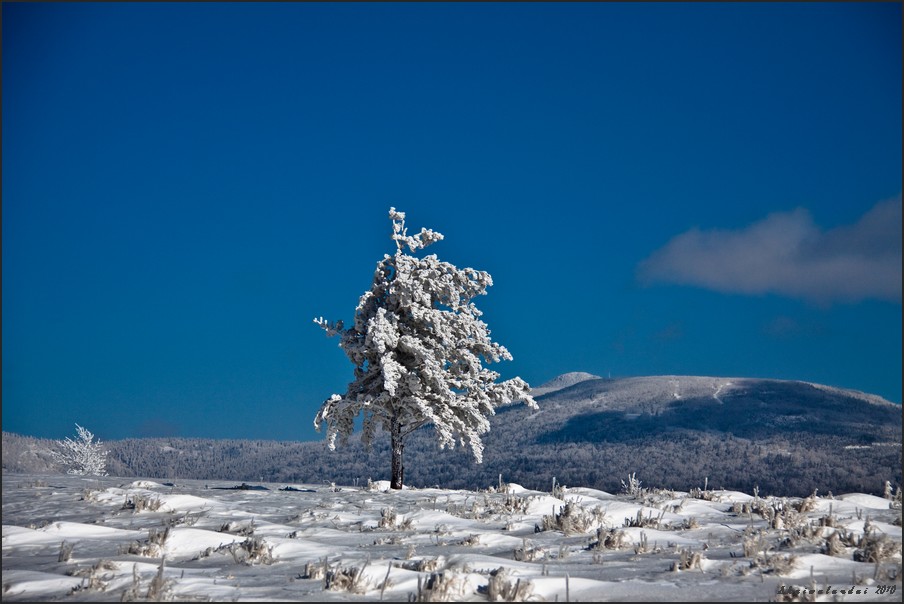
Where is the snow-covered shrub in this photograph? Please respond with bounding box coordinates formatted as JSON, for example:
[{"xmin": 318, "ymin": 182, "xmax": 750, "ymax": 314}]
[
  {"xmin": 394, "ymin": 557, "xmax": 442, "ymax": 573},
  {"xmin": 121, "ymin": 494, "xmax": 163, "ymax": 513},
  {"xmin": 126, "ymin": 526, "xmax": 170, "ymax": 558},
  {"xmin": 793, "ymin": 490, "xmax": 820, "ymax": 513},
  {"xmin": 49, "ymin": 424, "xmax": 108, "ymax": 476},
  {"xmin": 379, "ymin": 507, "xmax": 397, "ymax": 529},
  {"xmin": 820, "ymin": 531, "xmax": 847, "ymax": 557},
  {"xmin": 641, "ymin": 488, "xmax": 680, "ymax": 509},
  {"xmin": 853, "ymin": 532, "xmax": 901, "ymax": 563},
  {"xmin": 466, "ymin": 492, "xmax": 533, "ymax": 518},
  {"xmin": 314, "ymin": 208, "xmax": 537, "ymax": 489},
  {"xmin": 887, "ymin": 482, "xmax": 903, "ymax": 512},
  {"xmin": 223, "ymin": 537, "xmax": 275, "ymax": 566},
  {"xmin": 513, "ymin": 538, "xmax": 546, "ymax": 562},
  {"xmin": 219, "ymin": 519, "xmax": 256, "ymax": 536},
  {"xmin": 66, "ymin": 560, "xmax": 119, "ymax": 594},
  {"xmin": 730, "ymin": 498, "xmax": 772, "ymax": 519},
  {"xmin": 670, "ymin": 516, "xmax": 699, "ymax": 530},
  {"xmin": 322, "ymin": 559, "xmax": 379, "ymax": 594},
  {"xmin": 58, "ymin": 540, "xmax": 73, "ymax": 562},
  {"xmin": 623, "ymin": 508, "xmax": 664, "ymax": 529},
  {"xmin": 411, "ymin": 570, "xmax": 471, "ymax": 602},
  {"xmin": 196, "ymin": 537, "xmax": 275, "ymax": 566},
  {"xmin": 502, "ymin": 493, "xmax": 533, "ymax": 514},
  {"xmin": 119, "ymin": 559, "xmax": 172, "ymax": 602},
  {"xmin": 163, "ymin": 510, "xmax": 202, "ymax": 528},
  {"xmin": 144, "ymin": 558, "xmax": 170, "ymax": 601},
  {"xmin": 302, "ymin": 558, "xmax": 329, "ymax": 580},
  {"xmin": 742, "ymin": 531, "xmax": 797, "ymax": 576},
  {"xmin": 483, "ymin": 567, "xmax": 534, "ymax": 602},
  {"xmin": 621, "ymin": 472, "xmax": 643, "ymax": 498},
  {"xmin": 751, "ymin": 552, "xmax": 797, "ymax": 576},
  {"xmin": 767, "ymin": 500, "xmax": 806, "ymax": 531},
  {"xmin": 541, "ymin": 501, "xmax": 606, "ymax": 535},
  {"xmin": 670, "ymin": 548, "xmax": 704, "ymax": 571},
  {"xmin": 633, "ymin": 530, "xmax": 654, "ymax": 555},
  {"xmin": 780, "ymin": 521, "xmax": 825, "ymax": 549},
  {"xmin": 587, "ymin": 527, "xmax": 627, "ymax": 551},
  {"xmin": 550, "ymin": 477, "xmax": 567, "ymax": 500},
  {"xmin": 742, "ymin": 528, "xmax": 768, "ymax": 558},
  {"xmin": 459, "ymin": 534, "xmax": 481, "ymax": 547},
  {"xmin": 373, "ymin": 507, "xmax": 413, "ymax": 530}
]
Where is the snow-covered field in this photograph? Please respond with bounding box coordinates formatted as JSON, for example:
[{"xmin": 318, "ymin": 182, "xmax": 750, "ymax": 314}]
[{"xmin": 2, "ymin": 472, "xmax": 901, "ymax": 602}]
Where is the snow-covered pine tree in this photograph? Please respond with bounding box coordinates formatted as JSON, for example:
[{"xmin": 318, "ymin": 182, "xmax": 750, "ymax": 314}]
[
  {"xmin": 49, "ymin": 423, "xmax": 109, "ymax": 476},
  {"xmin": 314, "ymin": 207, "xmax": 537, "ymax": 489}
]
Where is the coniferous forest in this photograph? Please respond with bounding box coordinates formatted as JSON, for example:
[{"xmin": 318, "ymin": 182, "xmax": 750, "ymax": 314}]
[{"xmin": 5, "ymin": 376, "xmax": 901, "ymax": 498}]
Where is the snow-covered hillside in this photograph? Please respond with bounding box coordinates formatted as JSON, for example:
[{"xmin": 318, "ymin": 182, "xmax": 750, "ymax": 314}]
[
  {"xmin": 511, "ymin": 374, "xmax": 902, "ymax": 447},
  {"xmin": 2, "ymin": 472, "xmax": 901, "ymax": 602},
  {"xmin": 3, "ymin": 374, "xmax": 901, "ymax": 498},
  {"xmin": 529, "ymin": 372, "xmax": 602, "ymax": 397}
]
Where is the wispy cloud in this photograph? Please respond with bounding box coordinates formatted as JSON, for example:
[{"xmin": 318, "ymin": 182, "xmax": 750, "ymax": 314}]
[{"xmin": 638, "ymin": 196, "xmax": 902, "ymax": 304}]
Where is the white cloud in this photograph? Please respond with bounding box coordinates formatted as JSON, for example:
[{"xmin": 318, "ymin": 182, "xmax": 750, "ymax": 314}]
[{"xmin": 638, "ymin": 196, "xmax": 902, "ymax": 304}]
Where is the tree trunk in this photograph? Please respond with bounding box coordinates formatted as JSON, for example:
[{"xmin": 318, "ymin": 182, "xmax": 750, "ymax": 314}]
[{"xmin": 390, "ymin": 416, "xmax": 404, "ymax": 490}]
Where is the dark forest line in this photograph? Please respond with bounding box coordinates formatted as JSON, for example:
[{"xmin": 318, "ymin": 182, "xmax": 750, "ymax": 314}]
[
  {"xmin": 5, "ymin": 376, "xmax": 901, "ymax": 498},
  {"xmin": 3, "ymin": 428, "xmax": 900, "ymax": 498}
]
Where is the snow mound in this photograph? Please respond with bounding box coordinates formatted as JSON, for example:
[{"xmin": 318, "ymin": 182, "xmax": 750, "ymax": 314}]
[
  {"xmin": 532, "ymin": 372, "xmax": 602, "ymax": 396},
  {"xmin": 124, "ymin": 480, "xmax": 164, "ymax": 489},
  {"xmin": 3, "ymin": 473, "xmax": 902, "ymax": 602},
  {"xmin": 836, "ymin": 493, "xmax": 895, "ymax": 509}
]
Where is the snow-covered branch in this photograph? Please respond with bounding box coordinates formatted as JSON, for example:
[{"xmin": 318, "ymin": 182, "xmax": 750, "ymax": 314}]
[{"xmin": 49, "ymin": 424, "xmax": 108, "ymax": 476}]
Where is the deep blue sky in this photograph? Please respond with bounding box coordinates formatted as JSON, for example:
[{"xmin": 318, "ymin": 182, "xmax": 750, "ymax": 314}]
[{"xmin": 3, "ymin": 2, "xmax": 901, "ymax": 442}]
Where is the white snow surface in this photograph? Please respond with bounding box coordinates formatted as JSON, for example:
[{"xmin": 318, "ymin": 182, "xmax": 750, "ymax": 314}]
[
  {"xmin": 530, "ymin": 372, "xmax": 603, "ymax": 397},
  {"xmin": 2, "ymin": 473, "xmax": 901, "ymax": 602}
]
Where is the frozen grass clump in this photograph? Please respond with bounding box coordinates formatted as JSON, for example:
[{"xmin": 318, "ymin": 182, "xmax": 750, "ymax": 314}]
[
  {"xmin": 853, "ymin": 532, "xmax": 901, "ymax": 563},
  {"xmin": 623, "ymin": 508, "xmax": 664, "ymax": 529},
  {"xmin": 121, "ymin": 493, "xmax": 163, "ymax": 513},
  {"xmin": 513, "ymin": 538, "xmax": 546, "ymax": 562},
  {"xmin": 587, "ymin": 527, "xmax": 628, "ymax": 551},
  {"xmin": 621, "ymin": 472, "xmax": 644, "ymax": 498},
  {"xmin": 482, "ymin": 567, "xmax": 534, "ymax": 602},
  {"xmin": 4, "ymin": 472, "xmax": 903, "ymax": 602},
  {"xmin": 223, "ymin": 537, "xmax": 275, "ymax": 565},
  {"xmin": 541, "ymin": 501, "xmax": 606, "ymax": 535},
  {"xmin": 670, "ymin": 548, "xmax": 704, "ymax": 572},
  {"xmin": 219, "ymin": 519, "xmax": 256, "ymax": 536},
  {"xmin": 324, "ymin": 563, "xmax": 373, "ymax": 594},
  {"xmin": 745, "ymin": 552, "xmax": 798, "ymax": 576},
  {"xmin": 125, "ymin": 526, "xmax": 170, "ymax": 558},
  {"xmin": 66, "ymin": 559, "xmax": 119, "ymax": 594}
]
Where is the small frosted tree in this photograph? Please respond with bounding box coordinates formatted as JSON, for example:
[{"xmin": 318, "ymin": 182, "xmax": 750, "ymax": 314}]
[
  {"xmin": 50, "ymin": 424, "xmax": 109, "ymax": 476},
  {"xmin": 314, "ymin": 208, "xmax": 537, "ymax": 489}
]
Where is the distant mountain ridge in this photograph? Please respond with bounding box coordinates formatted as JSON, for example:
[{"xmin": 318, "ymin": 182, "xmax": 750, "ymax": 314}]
[
  {"xmin": 515, "ymin": 374, "xmax": 900, "ymax": 448},
  {"xmin": 533, "ymin": 373, "xmax": 898, "ymax": 408},
  {"xmin": 529, "ymin": 371, "xmax": 602, "ymax": 396},
  {"xmin": 3, "ymin": 373, "xmax": 901, "ymax": 497}
]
